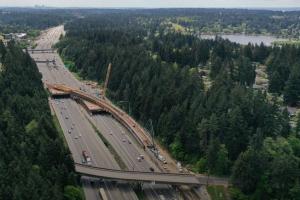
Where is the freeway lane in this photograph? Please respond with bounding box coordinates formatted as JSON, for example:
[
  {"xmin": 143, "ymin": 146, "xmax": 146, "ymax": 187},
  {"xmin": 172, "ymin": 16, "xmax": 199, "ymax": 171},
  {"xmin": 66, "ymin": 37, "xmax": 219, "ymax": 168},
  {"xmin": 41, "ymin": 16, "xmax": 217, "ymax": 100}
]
[
  {"xmin": 90, "ymin": 114, "xmax": 177, "ymax": 199},
  {"xmin": 31, "ymin": 25, "xmax": 210, "ymax": 200},
  {"xmin": 51, "ymin": 98, "xmax": 138, "ymax": 200},
  {"xmin": 32, "ymin": 25, "xmax": 179, "ymax": 200},
  {"xmin": 31, "ymin": 26, "xmax": 138, "ymax": 200}
]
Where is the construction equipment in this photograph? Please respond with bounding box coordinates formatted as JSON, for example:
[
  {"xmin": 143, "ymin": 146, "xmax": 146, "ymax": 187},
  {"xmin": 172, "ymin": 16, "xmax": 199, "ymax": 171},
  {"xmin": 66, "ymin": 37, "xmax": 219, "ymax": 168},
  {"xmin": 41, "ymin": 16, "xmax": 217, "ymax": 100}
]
[{"xmin": 103, "ymin": 63, "xmax": 112, "ymax": 97}]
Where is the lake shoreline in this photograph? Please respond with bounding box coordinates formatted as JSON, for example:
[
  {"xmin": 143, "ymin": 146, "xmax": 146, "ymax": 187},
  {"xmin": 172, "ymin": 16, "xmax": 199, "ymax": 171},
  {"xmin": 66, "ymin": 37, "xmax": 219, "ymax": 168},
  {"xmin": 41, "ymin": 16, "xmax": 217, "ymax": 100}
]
[{"xmin": 199, "ymin": 34, "xmax": 289, "ymax": 46}]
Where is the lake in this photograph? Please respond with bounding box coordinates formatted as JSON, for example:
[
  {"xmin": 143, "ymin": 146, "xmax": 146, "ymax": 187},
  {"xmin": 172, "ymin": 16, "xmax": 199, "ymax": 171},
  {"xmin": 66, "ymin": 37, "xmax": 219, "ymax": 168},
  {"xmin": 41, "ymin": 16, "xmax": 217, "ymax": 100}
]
[{"xmin": 200, "ymin": 34, "xmax": 287, "ymax": 46}]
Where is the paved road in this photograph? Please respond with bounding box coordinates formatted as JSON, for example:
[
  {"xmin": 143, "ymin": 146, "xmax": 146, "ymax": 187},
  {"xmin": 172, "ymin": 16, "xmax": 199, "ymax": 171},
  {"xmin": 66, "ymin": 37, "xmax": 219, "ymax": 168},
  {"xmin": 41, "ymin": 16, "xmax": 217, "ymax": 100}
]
[
  {"xmin": 31, "ymin": 26, "xmax": 138, "ymax": 200},
  {"xmin": 90, "ymin": 114, "xmax": 178, "ymax": 199},
  {"xmin": 30, "ymin": 25, "xmax": 227, "ymax": 200},
  {"xmin": 30, "ymin": 26, "xmax": 182, "ymax": 200},
  {"xmin": 75, "ymin": 164, "xmax": 200, "ymax": 185}
]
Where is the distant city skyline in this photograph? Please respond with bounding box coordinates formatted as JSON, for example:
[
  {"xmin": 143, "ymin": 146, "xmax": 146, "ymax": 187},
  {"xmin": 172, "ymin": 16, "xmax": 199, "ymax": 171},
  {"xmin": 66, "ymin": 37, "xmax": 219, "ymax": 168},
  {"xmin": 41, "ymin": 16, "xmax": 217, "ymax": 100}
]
[{"xmin": 1, "ymin": 0, "xmax": 300, "ymax": 8}]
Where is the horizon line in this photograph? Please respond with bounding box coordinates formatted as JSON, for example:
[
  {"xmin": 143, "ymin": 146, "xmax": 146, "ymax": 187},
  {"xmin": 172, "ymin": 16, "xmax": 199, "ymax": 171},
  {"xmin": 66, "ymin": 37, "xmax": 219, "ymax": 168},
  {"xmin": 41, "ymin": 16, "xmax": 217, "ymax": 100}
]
[{"xmin": 1, "ymin": 6, "xmax": 300, "ymax": 10}]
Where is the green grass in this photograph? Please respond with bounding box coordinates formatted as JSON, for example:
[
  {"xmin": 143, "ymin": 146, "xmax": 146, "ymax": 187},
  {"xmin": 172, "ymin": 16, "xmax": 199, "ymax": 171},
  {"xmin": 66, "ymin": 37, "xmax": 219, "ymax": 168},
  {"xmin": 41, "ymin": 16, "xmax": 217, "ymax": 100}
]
[
  {"xmin": 207, "ymin": 185, "xmax": 229, "ymax": 200},
  {"xmin": 272, "ymin": 40, "xmax": 300, "ymax": 46},
  {"xmin": 133, "ymin": 186, "xmax": 146, "ymax": 200},
  {"xmin": 78, "ymin": 185, "xmax": 86, "ymax": 200},
  {"xmin": 84, "ymin": 115, "xmax": 128, "ymax": 170},
  {"xmin": 52, "ymin": 113, "xmax": 68, "ymax": 147}
]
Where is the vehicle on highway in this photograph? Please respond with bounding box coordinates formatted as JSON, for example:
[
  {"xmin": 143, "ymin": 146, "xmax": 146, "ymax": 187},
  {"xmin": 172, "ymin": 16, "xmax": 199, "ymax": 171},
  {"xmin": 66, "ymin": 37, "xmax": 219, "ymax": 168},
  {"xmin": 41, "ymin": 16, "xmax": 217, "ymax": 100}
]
[
  {"xmin": 82, "ymin": 150, "xmax": 92, "ymax": 165},
  {"xmin": 74, "ymin": 135, "xmax": 78, "ymax": 139},
  {"xmin": 68, "ymin": 130, "xmax": 71, "ymax": 134},
  {"xmin": 158, "ymin": 154, "xmax": 167, "ymax": 164},
  {"xmin": 122, "ymin": 138, "xmax": 126, "ymax": 142},
  {"xmin": 137, "ymin": 157, "xmax": 141, "ymax": 162},
  {"xmin": 149, "ymin": 167, "xmax": 154, "ymax": 172}
]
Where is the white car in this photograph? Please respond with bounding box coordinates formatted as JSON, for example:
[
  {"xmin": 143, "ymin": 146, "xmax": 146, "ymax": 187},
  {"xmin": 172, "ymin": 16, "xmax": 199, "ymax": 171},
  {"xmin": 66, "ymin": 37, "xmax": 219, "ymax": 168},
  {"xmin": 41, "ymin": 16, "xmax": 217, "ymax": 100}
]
[{"xmin": 68, "ymin": 130, "xmax": 71, "ymax": 134}]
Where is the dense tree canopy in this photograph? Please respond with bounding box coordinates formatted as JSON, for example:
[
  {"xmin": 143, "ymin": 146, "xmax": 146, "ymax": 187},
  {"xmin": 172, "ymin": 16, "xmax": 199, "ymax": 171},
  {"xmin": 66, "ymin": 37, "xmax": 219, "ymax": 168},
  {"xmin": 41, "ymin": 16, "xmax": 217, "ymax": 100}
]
[
  {"xmin": 55, "ymin": 12, "xmax": 300, "ymax": 199},
  {"xmin": 0, "ymin": 41, "xmax": 82, "ymax": 200}
]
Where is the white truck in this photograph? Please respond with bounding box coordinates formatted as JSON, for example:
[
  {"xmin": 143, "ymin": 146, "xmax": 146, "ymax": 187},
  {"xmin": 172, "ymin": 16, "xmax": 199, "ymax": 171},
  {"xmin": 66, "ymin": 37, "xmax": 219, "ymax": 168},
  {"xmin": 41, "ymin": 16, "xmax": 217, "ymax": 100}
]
[{"xmin": 158, "ymin": 155, "xmax": 167, "ymax": 164}]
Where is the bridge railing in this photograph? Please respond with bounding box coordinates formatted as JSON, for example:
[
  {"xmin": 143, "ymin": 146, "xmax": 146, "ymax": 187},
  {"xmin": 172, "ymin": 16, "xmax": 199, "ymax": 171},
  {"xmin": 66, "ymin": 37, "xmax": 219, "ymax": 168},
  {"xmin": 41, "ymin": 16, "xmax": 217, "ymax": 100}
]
[
  {"xmin": 47, "ymin": 83, "xmax": 152, "ymax": 148},
  {"xmin": 75, "ymin": 163, "xmax": 194, "ymax": 177}
]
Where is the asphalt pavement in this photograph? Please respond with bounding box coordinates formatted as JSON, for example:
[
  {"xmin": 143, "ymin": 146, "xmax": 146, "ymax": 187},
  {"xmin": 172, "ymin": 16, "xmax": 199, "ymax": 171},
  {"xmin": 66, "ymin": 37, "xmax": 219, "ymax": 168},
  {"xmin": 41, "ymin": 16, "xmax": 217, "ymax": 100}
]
[{"xmin": 31, "ymin": 26, "xmax": 138, "ymax": 200}]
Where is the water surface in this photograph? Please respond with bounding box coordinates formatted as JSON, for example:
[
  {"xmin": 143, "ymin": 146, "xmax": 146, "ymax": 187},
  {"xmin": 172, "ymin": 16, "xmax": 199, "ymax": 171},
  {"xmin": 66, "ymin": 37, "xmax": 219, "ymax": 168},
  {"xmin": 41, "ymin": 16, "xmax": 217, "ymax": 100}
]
[{"xmin": 201, "ymin": 34, "xmax": 286, "ymax": 46}]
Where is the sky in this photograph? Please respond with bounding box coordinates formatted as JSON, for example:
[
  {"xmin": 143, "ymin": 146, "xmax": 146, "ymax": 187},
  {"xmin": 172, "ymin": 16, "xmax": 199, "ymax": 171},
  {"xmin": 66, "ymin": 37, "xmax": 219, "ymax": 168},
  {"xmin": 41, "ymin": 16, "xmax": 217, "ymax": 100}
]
[{"xmin": 1, "ymin": 0, "xmax": 300, "ymax": 8}]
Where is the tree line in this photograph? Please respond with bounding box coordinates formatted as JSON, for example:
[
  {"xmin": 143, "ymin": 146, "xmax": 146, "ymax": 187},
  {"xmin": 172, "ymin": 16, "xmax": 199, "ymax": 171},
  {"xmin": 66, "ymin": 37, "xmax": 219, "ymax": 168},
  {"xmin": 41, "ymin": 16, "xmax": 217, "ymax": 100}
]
[
  {"xmin": 0, "ymin": 41, "xmax": 83, "ymax": 200},
  {"xmin": 56, "ymin": 12, "xmax": 300, "ymax": 199}
]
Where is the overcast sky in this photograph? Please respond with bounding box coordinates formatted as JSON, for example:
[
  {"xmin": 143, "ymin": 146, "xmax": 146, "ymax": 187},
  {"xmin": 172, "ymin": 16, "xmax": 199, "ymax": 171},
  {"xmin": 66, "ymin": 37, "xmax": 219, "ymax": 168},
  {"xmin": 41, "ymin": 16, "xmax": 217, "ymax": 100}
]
[{"xmin": 1, "ymin": 0, "xmax": 300, "ymax": 8}]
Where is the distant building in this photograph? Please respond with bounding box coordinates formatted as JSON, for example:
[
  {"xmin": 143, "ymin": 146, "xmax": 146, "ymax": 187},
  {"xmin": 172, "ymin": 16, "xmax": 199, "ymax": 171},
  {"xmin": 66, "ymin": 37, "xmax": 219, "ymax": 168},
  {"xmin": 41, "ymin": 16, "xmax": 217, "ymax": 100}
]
[{"xmin": 2, "ymin": 33, "xmax": 27, "ymax": 41}]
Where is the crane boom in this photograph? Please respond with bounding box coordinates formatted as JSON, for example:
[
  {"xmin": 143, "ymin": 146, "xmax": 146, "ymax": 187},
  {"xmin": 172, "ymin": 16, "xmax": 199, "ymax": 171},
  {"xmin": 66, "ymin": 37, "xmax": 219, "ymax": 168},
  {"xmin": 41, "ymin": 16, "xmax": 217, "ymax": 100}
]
[{"xmin": 103, "ymin": 63, "xmax": 112, "ymax": 97}]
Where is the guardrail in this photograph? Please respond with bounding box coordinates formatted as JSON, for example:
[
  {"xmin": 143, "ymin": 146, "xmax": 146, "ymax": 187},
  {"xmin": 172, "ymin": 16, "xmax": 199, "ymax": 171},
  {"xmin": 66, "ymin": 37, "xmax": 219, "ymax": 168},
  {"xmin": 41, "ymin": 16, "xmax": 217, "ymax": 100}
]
[
  {"xmin": 46, "ymin": 83, "xmax": 152, "ymax": 149},
  {"xmin": 75, "ymin": 163, "xmax": 200, "ymax": 185}
]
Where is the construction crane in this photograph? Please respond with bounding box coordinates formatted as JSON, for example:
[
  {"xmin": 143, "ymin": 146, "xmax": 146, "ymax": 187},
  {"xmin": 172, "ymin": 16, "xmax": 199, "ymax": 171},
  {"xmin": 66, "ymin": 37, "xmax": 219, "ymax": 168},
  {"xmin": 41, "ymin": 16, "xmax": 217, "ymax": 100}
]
[{"xmin": 103, "ymin": 63, "xmax": 112, "ymax": 97}]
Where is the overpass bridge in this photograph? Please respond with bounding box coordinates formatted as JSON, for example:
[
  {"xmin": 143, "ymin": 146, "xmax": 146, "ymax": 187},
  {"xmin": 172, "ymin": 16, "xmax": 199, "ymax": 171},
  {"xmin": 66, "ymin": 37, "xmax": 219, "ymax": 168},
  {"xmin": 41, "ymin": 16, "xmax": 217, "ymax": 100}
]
[
  {"xmin": 27, "ymin": 48, "xmax": 55, "ymax": 53},
  {"xmin": 47, "ymin": 83, "xmax": 229, "ymax": 186},
  {"xmin": 46, "ymin": 83, "xmax": 154, "ymax": 149},
  {"xmin": 35, "ymin": 60, "xmax": 56, "ymax": 64},
  {"xmin": 75, "ymin": 163, "xmax": 200, "ymax": 185}
]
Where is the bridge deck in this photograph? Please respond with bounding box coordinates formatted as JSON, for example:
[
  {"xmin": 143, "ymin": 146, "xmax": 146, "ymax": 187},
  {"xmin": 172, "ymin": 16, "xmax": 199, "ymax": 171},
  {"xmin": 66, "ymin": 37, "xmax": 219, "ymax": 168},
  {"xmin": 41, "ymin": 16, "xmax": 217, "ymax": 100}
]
[{"xmin": 75, "ymin": 163, "xmax": 200, "ymax": 185}]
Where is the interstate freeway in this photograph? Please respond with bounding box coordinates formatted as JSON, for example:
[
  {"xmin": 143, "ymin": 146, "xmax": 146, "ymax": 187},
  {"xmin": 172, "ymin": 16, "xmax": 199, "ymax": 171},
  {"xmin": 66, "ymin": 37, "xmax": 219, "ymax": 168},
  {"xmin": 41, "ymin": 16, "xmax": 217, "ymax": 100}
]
[
  {"xmin": 30, "ymin": 26, "xmax": 182, "ymax": 200},
  {"xmin": 31, "ymin": 26, "xmax": 139, "ymax": 200},
  {"xmin": 30, "ymin": 25, "xmax": 228, "ymax": 200}
]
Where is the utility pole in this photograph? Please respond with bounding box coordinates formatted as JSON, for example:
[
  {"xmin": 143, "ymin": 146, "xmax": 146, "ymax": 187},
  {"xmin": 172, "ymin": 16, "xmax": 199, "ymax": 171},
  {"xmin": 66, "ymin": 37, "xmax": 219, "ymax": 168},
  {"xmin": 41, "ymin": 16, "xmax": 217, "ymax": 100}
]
[{"xmin": 103, "ymin": 63, "xmax": 112, "ymax": 98}]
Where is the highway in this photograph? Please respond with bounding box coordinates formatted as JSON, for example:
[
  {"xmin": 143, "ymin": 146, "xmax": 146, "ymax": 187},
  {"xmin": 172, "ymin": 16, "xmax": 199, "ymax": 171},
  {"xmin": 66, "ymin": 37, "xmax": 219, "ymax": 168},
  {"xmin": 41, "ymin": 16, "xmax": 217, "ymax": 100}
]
[
  {"xmin": 29, "ymin": 24, "xmax": 231, "ymax": 200},
  {"xmin": 88, "ymin": 114, "xmax": 178, "ymax": 199},
  {"xmin": 30, "ymin": 26, "xmax": 182, "ymax": 200},
  {"xmin": 31, "ymin": 26, "xmax": 139, "ymax": 200}
]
